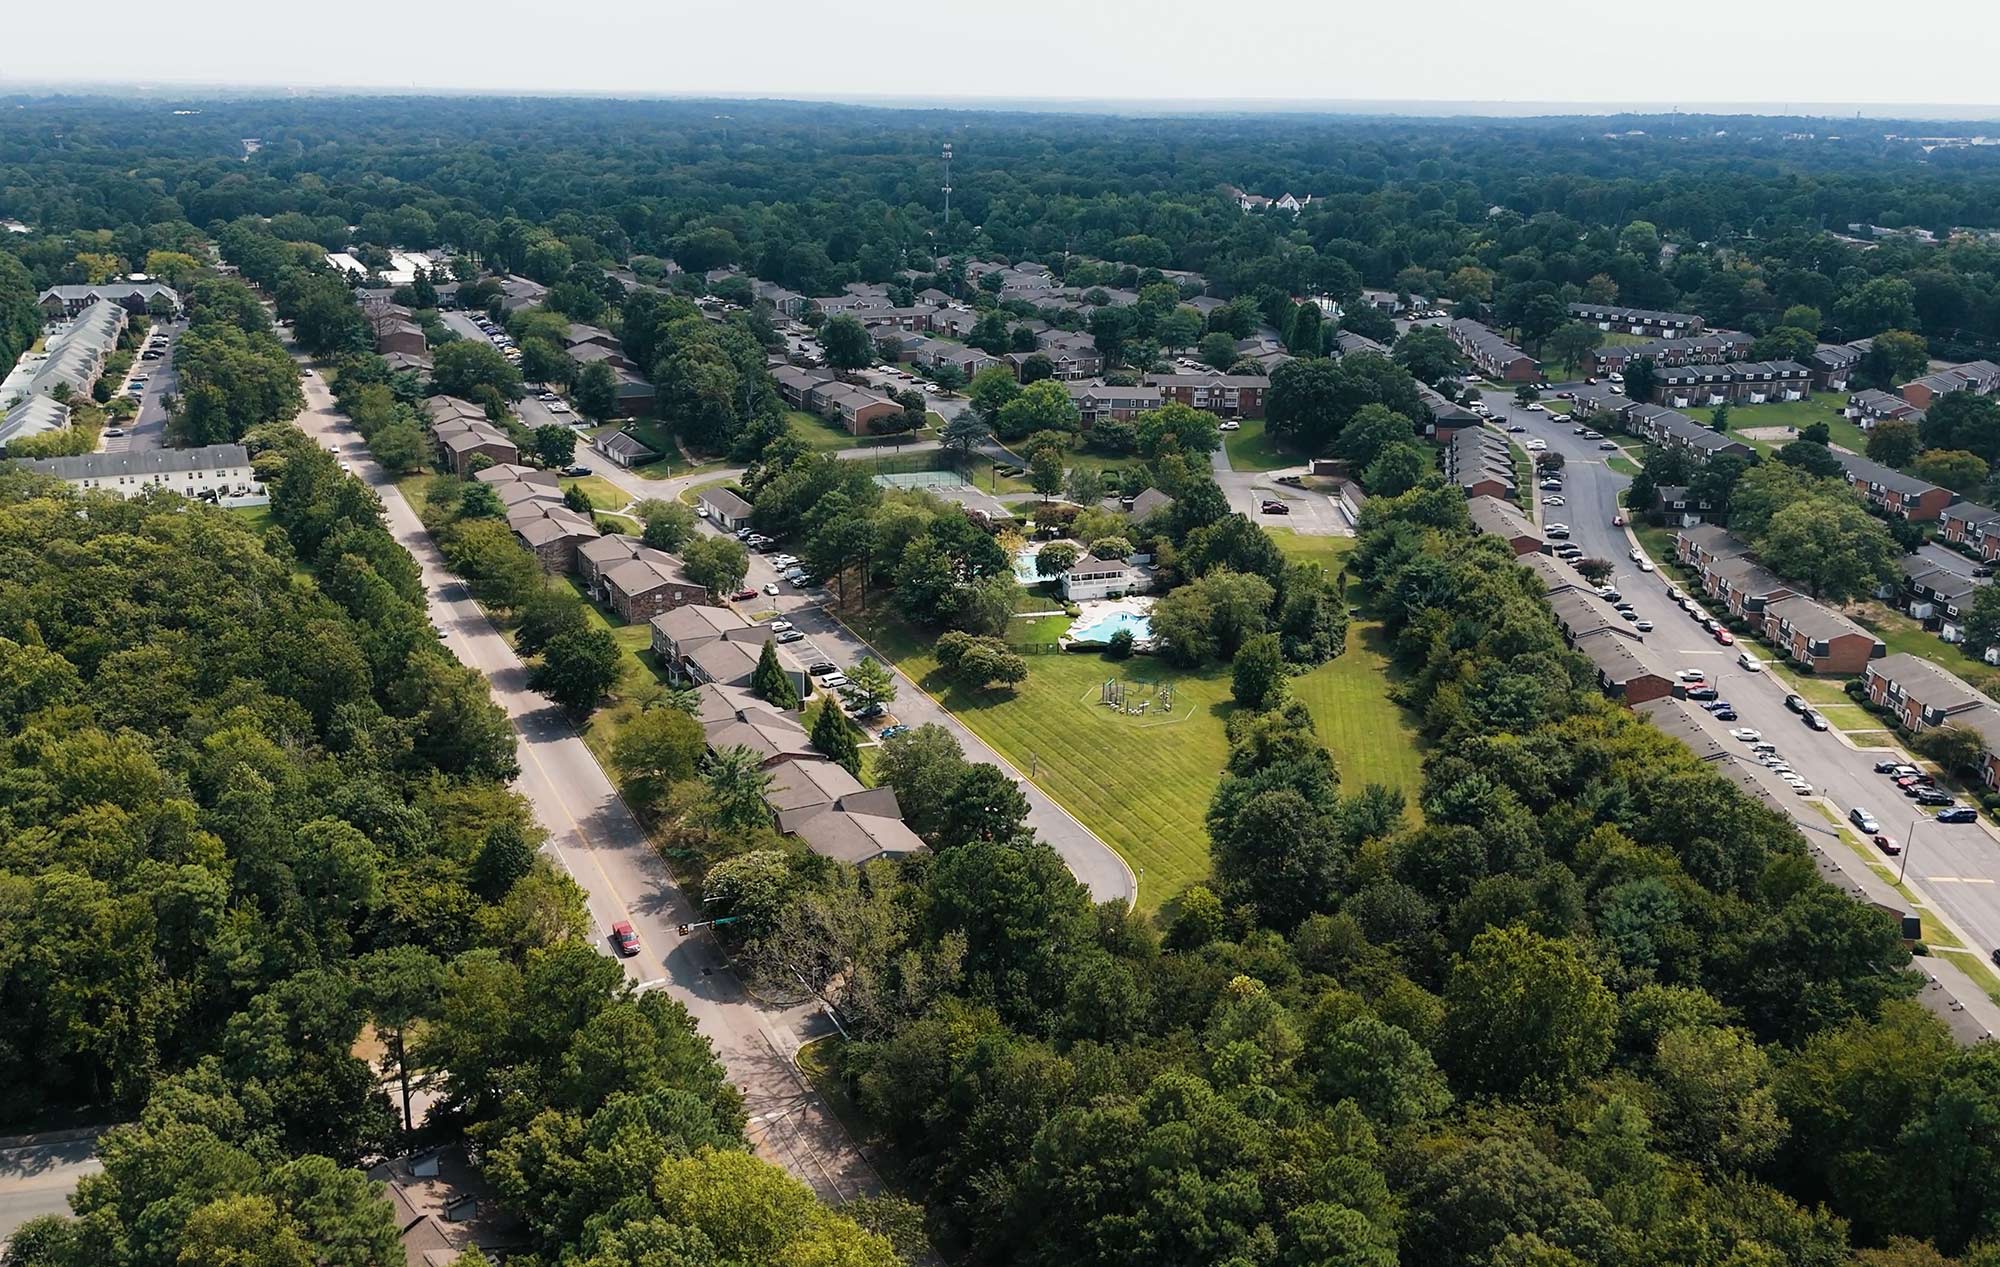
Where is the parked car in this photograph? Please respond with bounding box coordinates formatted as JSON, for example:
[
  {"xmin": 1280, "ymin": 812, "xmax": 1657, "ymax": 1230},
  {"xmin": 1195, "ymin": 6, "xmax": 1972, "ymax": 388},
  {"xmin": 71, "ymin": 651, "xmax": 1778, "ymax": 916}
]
[
  {"xmin": 1916, "ymin": 788, "xmax": 1954, "ymax": 806},
  {"xmin": 609, "ymin": 921, "xmax": 639, "ymax": 957},
  {"xmin": 102, "ymin": 427, "xmax": 125, "ymax": 437},
  {"xmin": 1218, "ymin": 420, "xmax": 1241, "ymax": 431},
  {"xmin": 1700, "ymin": 699, "xmax": 1733, "ymax": 713},
  {"xmin": 1713, "ymin": 709, "xmax": 1739, "ymax": 721},
  {"xmin": 731, "ymin": 588, "xmax": 758, "ymax": 601},
  {"xmin": 776, "ymin": 630, "xmax": 805, "ymax": 644},
  {"xmin": 762, "ymin": 582, "xmax": 779, "ymax": 595},
  {"xmin": 1850, "ymin": 806, "xmax": 1881, "ymax": 834},
  {"xmin": 1635, "ymin": 619, "xmax": 1654, "ymax": 632},
  {"xmin": 769, "ymin": 619, "xmax": 794, "ymax": 632},
  {"xmin": 817, "ymin": 674, "xmax": 849, "ymax": 690},
  {"xmin": 1803, "ymin": 712, "xmax": 1829, "ymax": 731},
  {"xmin": 1873, "ymin": 834, "xmax": 1902, "ymax": 857},
  {"xmin": 561, "ymin": 465, "xmax": 592, "ymax": 477},
  {"xmin": 1730, "ymin": 728, "xmax": 1763, "ymax": 742},
  {"xmin": 1714, "ymin": 628, "xmax": 1735, "ymax": 646},
  {"xmin": 1939, "ymin": 806, "xmax": 1980, "ymax": 823},
  {"xmin": 1260, "ymin": 500, "xmax": 1290, "ymax": 514},
  {"xmin": 1686, "ymin": 686, "xmax": 1720, "ymax": 701},
  {"xmin": 1676, "ymin": 669, "xmax": 1708, "ymax": 682},
  {"xmin": 1787, "ymin": 694, "xmax": 1807, "ymax": 714}
]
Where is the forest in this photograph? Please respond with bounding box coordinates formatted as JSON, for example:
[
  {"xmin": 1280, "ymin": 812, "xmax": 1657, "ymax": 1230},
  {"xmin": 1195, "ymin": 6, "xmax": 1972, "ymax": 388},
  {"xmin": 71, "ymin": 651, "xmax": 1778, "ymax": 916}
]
[{"xmin": 8, "ymin": 93, "xmax": 2000, "ymax": 1266}]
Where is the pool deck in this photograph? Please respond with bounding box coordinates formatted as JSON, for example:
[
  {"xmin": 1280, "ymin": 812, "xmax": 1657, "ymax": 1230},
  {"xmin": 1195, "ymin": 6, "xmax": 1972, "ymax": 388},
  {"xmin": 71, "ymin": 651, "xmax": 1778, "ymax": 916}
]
[{"xmin": 1062, "ymin": 595, "xmax": 1157, "ymax": 648}]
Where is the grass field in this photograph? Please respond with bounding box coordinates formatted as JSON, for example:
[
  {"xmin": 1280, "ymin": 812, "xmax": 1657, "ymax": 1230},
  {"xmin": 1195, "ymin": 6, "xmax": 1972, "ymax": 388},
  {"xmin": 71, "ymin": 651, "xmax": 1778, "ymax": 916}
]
[
  {"xmin": 847, "ymin": 559, "xmax": 1427, "ymax": 910},
  {"xmin": 1222, "ymin": 419, "xmax": 1298, "ymax": 472},
  {"xmin": 844, "ymin": 609, "xmax": 1235, "ymax": 908},
  {"xmin": 1711, "ymin": 397, "xmax": 1865, "ymax": 453}
]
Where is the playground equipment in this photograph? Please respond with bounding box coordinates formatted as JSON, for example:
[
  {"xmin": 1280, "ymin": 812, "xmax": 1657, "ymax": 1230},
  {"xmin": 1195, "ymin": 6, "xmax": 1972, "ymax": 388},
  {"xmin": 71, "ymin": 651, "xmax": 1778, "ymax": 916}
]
[{"xmin": 1100, "ymin": 679, "xmax": 1175, "ymax": 717}]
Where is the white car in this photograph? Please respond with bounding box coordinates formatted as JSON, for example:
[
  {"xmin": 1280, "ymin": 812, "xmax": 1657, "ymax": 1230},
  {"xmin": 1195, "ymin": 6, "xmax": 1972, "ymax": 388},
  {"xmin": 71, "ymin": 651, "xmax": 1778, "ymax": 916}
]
[
  {"xmin": 1546, "ymin": 523, "xmax": 1569, "ymax": 534},
  {"xmin": 547, "ymin": 400, "xmax": 572, "ymax": 414},
  {"xmin": 1638, "ymin": 560, "xmax": 1655, "ymax": 573},
  {"xmin": 769, "ymin": 619, "xmax": 794, "ymax": 632},
  {"xmin": 1677, "ymin": 669, "xmax": 1707, "ymax": 682},
  {"xmin": 1218, "ymin": 420, "xmax": 1241, "ymax": 431},
  {"xmin": 1730, "ymin": 728, "xmax": 1763, "ymax": 743},
  {"xmin": 1629, "ymin": 548, "xmax": 1643, "ymax": 562},
  {"xmin": 1526, "ymin": 402, "xmax": 1546, "ymax": 412},
  {"xmin": 1542, "ymin": 496, "xmax": 1565, "ymax": 506}
]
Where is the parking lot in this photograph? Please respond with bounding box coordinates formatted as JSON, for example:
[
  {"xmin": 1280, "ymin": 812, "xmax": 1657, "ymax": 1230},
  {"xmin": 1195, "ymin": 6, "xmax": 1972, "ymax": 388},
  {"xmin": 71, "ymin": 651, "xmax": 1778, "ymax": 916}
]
[{"xmin": 100, "ymin": 319, "xmax": 180, "ymax": 453}]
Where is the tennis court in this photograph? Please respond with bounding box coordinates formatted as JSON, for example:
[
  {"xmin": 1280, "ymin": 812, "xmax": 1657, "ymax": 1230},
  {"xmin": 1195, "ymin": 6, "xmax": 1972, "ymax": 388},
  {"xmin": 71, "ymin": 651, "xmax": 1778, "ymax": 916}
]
[{"xmin": 873, "ymin": 469, "xmax": 970, "ymax": 490}]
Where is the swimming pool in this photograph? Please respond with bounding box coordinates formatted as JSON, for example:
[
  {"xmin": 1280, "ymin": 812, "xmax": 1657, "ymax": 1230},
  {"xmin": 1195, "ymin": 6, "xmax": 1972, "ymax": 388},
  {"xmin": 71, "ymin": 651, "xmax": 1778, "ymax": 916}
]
[
  {"xmin": 1011, "ymin": 548, "xmax": 1043, "ymax": 585},
  {"xmin": 1068, "ymin": 609, "xmax": 1153, "ymax": 644}
]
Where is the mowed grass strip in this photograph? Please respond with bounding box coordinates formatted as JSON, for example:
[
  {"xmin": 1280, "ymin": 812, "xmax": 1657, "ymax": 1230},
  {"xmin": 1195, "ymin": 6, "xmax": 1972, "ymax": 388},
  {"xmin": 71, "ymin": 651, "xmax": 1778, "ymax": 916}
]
[{"xmin": 1290, "ymin": 619, "xmax": 1429, "ymax": 805}]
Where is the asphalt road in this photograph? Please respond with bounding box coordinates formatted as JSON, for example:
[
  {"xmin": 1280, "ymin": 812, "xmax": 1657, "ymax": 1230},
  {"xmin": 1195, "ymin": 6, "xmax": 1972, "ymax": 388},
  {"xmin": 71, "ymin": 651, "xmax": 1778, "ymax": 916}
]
[
  {"xmin": 292, "ymin": 359, "xmax": 880, "ymax": 1204},
  {"xmin": 99, "ymin": 320, "xmax": 179, "ymax": 454},
  {"xmin": 1480, "ymin": 385, "xmax": 2000, "ymax": 976},
  {"xmin": 0, "ymin": 1132, "xmax": 101, "ymax": 1245}
]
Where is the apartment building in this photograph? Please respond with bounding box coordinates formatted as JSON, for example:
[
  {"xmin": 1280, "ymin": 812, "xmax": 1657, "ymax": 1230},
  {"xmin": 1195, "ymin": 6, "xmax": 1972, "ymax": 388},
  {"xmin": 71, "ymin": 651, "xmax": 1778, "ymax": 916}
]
[
  {"xmin": 1899, "ymin": 359, "xmax": 2000, "ymax": 410},
  {"xmin": 1863, "ymin": 653, "xmax": 2000, "ymax": 788},
  {"xmin": 1580, "ymin": 331, "xmax": 1752, "ymax": 376},
  {"xmin": 1759, "ymin": 596, "xmax": 1885, "ymax": 674},
  {"xmin": 1845, "ymin": 388, "xmax": 1925, "ymax": 429},
  {"xmin": 1065, "ymin": 381, "xmax": 1163, "ymax": 428},
  {"xmin": 1467, "ymin": 494, "xmax": 1545, "ymax": 556},
  {"xmin": 1142, "ymin": 373, "xmax": 1270, "ymax": 419},
  {"xmin": 1942, "ymin": 503, "xmax": 2000, "ymax": 562},
  {"xmin": 1834, "ymin": 452, "xmax": 1957, "ymax": 522},
  {"xmin": 1567, "ymin": 302, "xmax": 1704, "ymax": 338},
  {"xmin": 1448, "ymin": 318, "xmax": 1540, "ymax": 382},
  {"xmin": 16, "ymin": 443, "xmax": 259, "ymax": 501},
  {"xmin": 1701, "ymin": 556, "xmax": 1798, "ymax": 621},
  {"xmin": 1444, "ymin": 426, "xmax": 1518, "ymax": 501},
  {"xmin": 1810, "ymin": 342, "xmax": 1865, "ymax": 391},
  {"xmin": 1654, "ymin": 360, "xmax": 1813, "ymax": 407},
  {"xmin": 1619, "ymin": 403, "xmax": 1756, "ymax": 463}
]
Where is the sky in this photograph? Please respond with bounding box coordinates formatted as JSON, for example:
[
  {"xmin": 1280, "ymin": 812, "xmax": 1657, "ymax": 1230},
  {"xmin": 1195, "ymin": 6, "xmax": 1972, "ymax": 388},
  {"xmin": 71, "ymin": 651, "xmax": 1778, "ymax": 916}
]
[{"xmin": 9, "ymin": 0, "xmax": 2000, "ymax": 118}]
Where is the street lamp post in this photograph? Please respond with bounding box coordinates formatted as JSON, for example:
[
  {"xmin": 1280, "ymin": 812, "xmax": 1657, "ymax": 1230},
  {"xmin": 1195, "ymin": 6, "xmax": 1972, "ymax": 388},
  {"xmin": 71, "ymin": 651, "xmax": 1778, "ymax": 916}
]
[{"xmin": 1900, "ymin": 812, "xmax": 1921, "ymax": 886}]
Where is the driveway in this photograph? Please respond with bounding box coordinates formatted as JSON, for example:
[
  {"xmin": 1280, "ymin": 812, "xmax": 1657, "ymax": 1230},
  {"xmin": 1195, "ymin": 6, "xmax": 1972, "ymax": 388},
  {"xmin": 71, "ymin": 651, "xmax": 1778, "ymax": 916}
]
[{"xmin": 1484, "ymin": 385, "xmax": 2000, "ymax": 1024}]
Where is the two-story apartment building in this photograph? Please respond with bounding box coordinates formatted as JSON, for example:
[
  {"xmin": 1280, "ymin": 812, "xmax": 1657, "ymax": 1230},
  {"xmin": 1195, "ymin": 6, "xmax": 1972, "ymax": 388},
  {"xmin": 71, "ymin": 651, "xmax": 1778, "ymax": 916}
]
[
  {"xmin": 1448, "ymin": 318, "xmax": 1540, "ymax": 382},
  {"xmin": 1811, "ymin": 342, "xmax": 1865, "ymax": 391},
  {"xmin": 1674, "ymin": 524, "xmax": 1749, "ymax": 572},
  {"xmin": 507, "ymin": 502, "xmax": 599, "ymax": 572},
  {"xmin": 1620, "ymin": 403, "xmax": 1756, "ymax": 463},
  {"xmin": 1580, "ymin": 331, "xmax": 1752, "ymax": 376},
  {"xmin": 649, "ymin": 604, "xmax": 809, "ymax": 698},
  {"xmin": 1142, "ymin": 373, "xmax": 1269, "ymax": 419},
  {"xmin": 1444, "ymin": 426, "xmax": 1518, "ymax": 501},
  {"xmin": 1865, "ymin": 652, "xmax": 2000, "ymax": 745},
  {"xmin": 1845, "ymin": 388, "xmax": 1925, "ymax": 429},
  {"xmin": 1899, "ymin": 359, "xmax": 2000, "ymax": 410},
  {"xmin": 1759, "ymin": 596, "xmax": 1885, "ymax": 674},
  {"xmin": 1654, "ymin": 360, "xmax": 1813, "ymax": 407},
  {"xmin": 1835, "ymin": 453, "xmax": 1958, "ymax": 522},
  {"xmin": 1467, "ymin": 494, "xmax": 1544, "ymax": 556},
  {"xmin": 1899, "ymin": 550, "xmax": 1989, "ymax": 643},
  {"xmin": 577, "ymin": 535, "xmax": 710, "ymax": 621},
  {"xmin": 1568, "ymin": 302, "xmax": 1703, "ymax": 338},
  {"xmin": 1066, "ymin": 381, "xmax": 1163, "ymax": 428},
  {"xmin": 1027, "ymin": 330, "xmax": 1103, "ymax": 380},
  {"xmin": 16, "ymin": 443, "xmax": 260, "ymax": 501},
  {"xmin": 37, "ymin": 281, "xmax": 179, "ymax": 319},
  {"xmin": 1943, "ymin": 503, "xmax": 2000, "ymax": 562},
  {"xmin": 1575, "ymin": 631, "xmax": 1675, "ymax": 705},
  {"xmin": 1702, "ymin": 556, "xmax": 1798, "ymax": 621},
  {"xmin": 808, "ymin": 381, "xmax": 901, "ymax": 436}
]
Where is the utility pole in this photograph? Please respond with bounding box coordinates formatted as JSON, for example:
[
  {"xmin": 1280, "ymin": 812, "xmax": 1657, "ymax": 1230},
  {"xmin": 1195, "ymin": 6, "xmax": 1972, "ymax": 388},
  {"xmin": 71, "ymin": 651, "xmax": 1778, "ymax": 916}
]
[{"xmin": 941, "ymin": 143, "xmax": 953, "ymax": 233}]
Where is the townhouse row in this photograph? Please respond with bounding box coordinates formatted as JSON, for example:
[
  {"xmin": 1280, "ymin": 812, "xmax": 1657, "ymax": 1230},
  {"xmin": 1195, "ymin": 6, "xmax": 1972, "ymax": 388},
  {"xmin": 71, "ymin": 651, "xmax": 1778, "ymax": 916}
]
[
  {"xmin": 1672, "ymin": 524, "xmax": 1888, "ymax": 673},
  {"xmin": 652, "ymin": 606, "xmax": 930, "ymax": 866},
  {"xmin": 1447, "ymin": 318, "xmax": 1539, "ymax": 382}
]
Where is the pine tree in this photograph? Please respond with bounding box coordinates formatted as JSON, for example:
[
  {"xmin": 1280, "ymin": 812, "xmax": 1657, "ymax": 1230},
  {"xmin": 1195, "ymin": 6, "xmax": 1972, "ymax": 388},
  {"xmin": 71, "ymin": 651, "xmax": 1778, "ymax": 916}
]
[
  {"xmin": 751, "ymin": 640, "xmax": 799, "ymax": 709},
  {"xmin": 810, "ymin": 702, "xmax": 862, "ymax": 775}
]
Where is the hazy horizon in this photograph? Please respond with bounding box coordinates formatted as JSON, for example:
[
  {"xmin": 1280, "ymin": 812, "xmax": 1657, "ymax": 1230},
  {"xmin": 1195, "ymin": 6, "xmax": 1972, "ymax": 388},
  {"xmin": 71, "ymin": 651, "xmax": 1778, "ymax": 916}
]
[{"xmin": 10, "ymin": 0, "xmax": 2000, "ymax": 118}]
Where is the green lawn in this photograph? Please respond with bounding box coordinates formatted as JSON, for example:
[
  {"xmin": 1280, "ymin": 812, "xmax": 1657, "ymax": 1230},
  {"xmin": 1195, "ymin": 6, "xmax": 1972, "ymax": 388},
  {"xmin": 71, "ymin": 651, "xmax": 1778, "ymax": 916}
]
[
  {"xmin": 562, "ymin": 474, "xmax": 631, "ymax": 511},
  {"xmin": 564, "ymin": 579, "xmax": 673, "ymax": 773},
  {"xmin": 784, "ymin": 409, "xmax": 931, "ymax": 454},
  {"xmin": 830, "ymin": 532, "xmax": 1427, "ymax": 911},
  {"xmin": 1607, "ymin": 456, "xmax": 1641, "ymax": 477},
  {"xmin": 1849, "ymin": 600, "xmax": 2000, "ymax": 695},
  {"xmin": 843, "ymin": 609, "xmax": 1234, "ymax": 908},
  {"xmin": 227, "ymin": 504, "xmax": 277, "ymax": 535},
  {"xmin": 1710, "ymin": 398, "xmax": 1863, "ymax": 453},
  {"xmin": 1222, "ymin": 419, "xmax": 1298, "ymax": 472}
]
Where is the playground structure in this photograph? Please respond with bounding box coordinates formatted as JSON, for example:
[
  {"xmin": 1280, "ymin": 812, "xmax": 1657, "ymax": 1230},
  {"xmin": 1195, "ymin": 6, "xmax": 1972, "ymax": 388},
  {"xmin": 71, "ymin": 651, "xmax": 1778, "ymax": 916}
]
[{"xmin": 1100, "ymin": 677, "xmax": 1175, "ymax": 718}]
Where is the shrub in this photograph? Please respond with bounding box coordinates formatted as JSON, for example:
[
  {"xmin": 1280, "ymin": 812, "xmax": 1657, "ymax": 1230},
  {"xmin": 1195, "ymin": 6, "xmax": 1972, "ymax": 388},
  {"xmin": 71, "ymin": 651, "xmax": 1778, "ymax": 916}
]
[{"xmin": 1106, "ymin": 629, "xmax": 1135, "ymax": 659}]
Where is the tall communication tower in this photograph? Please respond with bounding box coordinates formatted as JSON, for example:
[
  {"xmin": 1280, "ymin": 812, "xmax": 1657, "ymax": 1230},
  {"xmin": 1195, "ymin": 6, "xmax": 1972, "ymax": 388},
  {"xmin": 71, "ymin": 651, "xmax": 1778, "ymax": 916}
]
[{"xmin": 941, "ymin": 143, "xmax": 953, "ymax": 230}]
